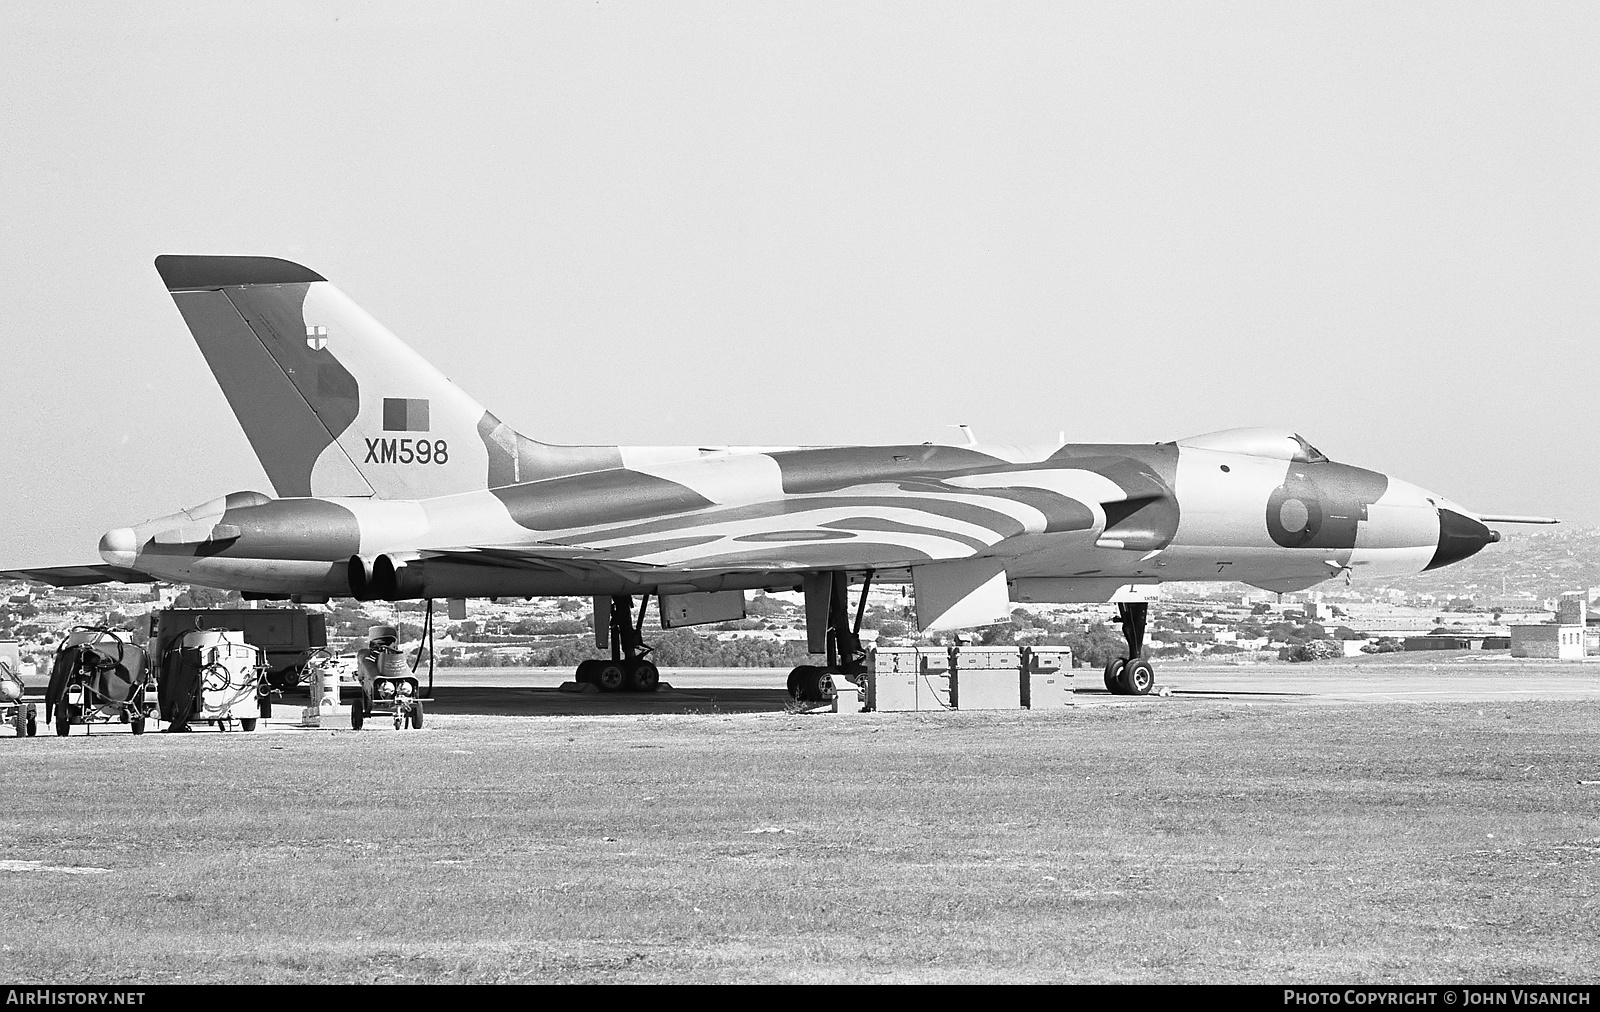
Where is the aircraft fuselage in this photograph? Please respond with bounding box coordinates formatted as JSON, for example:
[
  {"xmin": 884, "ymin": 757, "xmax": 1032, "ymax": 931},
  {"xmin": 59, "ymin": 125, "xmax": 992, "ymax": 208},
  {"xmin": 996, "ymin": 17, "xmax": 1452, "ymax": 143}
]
[{"xmin": 97, "ymin": 429, "xmax": 1497, "ymax": 604}]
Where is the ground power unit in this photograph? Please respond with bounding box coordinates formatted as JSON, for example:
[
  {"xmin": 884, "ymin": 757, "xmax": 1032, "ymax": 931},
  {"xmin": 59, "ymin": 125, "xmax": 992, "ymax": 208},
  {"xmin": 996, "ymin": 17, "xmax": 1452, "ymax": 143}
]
[{"xmin": 867, "ymin": 646, "xmax": 1073, "ymax": 712}]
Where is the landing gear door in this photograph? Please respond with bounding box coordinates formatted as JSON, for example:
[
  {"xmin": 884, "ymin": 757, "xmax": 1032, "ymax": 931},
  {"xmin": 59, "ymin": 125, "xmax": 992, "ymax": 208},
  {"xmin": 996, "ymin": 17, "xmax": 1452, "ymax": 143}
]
[
  {"xmin": 659, "ymin": 591, "xmax": 746, "ymax": 629},
  {"xmin": 592, "ymin": 596, "xmax": 610, "ymax": 650},
  {"xmin": 912, "ymin": 559, "xmax": 1011, "ymax": 632}
]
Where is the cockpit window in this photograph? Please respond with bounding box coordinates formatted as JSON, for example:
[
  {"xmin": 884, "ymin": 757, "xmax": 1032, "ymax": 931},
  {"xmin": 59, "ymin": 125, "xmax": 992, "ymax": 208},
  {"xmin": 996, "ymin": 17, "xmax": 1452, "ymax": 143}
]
[
  {"xmin": 1176, "ymin": 428, "xmax": 1335, "ymax": 462},
  {"xmin": 1291, "ymin": 435, "xmax": 1329, "ymax": 463}
]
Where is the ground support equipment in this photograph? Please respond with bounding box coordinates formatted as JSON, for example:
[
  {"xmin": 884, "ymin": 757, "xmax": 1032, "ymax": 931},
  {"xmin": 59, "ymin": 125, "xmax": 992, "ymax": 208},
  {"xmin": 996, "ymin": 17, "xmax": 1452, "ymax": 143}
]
[
  {"xmin": 0, "ymin": 659, "xmax": 36, "ymax": 737},
  {"xmin": 156, "ymin": 628, "xmax": 272, "ymax": 732},
  {"xmin": 349, "ymin": 625, "xmax": 424, "ymax": 730},
  {"xmin": 45, "ymin": 627, "xmax": 153, "ymax": 737}
]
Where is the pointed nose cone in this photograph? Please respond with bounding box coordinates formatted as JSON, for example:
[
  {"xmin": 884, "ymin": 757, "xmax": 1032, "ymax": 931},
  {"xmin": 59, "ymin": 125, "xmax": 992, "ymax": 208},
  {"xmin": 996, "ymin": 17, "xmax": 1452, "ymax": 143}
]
[
  {"xmin": 98, "ymin": 527, "xmax": 139, "ymax": 568},
  {"xmin": 1426, "ymin": 509, "xmax": 1498, "ymax": 571}
]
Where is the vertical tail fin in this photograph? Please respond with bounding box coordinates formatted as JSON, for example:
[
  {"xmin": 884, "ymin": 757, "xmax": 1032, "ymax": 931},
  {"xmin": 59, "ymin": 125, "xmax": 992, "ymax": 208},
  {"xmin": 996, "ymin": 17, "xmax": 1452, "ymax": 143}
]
[{"xmin": 156, "ymin": 256, "xmax": 621, "ymax": 499}]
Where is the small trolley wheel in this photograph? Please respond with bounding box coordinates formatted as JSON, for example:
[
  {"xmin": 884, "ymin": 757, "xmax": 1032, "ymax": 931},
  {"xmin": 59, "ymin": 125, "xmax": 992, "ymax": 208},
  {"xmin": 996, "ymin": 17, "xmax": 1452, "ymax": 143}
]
[
  {"xmin": 239, "ymin": 718, "xmax": 257, "ymax": 732},
  {"xmin": 55, "ymin": 709, "xmax": 70, "ymax": 737},
  {"xmin": 351, "ymin": 699, "xmax": 365, "ymax": 730},
  {"xmin": 130, "ymin": 716, "xmax": 146, "ymax": 735},
  {"xmin": 1121, "ymin": 658, "xmax": 1155, "ymax": 696},
  {"xmin": 259, "ymin": 696, "xmax": 272, "ymax": 719},
  {"xmin": 1103, "ymin": 658, "xmax": 1127, "ymax": 695},
  {"xmin": 409, "ymin": 703, "xmax": 423, "ymax": 729},
  {"xmin": 594, "ymin": 662, "xmax": 626, "ymax": 693}
]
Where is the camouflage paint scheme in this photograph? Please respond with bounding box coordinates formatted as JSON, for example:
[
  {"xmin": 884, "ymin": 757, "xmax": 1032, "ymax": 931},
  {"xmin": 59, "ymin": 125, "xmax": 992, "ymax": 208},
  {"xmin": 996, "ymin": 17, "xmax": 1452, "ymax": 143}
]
[{"xmin": 17, "ymin": 257, "xmax": 1505, "ymax": 620}]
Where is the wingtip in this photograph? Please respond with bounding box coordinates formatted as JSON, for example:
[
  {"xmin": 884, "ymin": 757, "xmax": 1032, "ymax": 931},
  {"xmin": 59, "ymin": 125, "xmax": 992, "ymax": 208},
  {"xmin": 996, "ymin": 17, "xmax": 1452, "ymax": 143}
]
[{"xmin": 154, "ymin": 255, "xmax": 325, "ymax": 291}]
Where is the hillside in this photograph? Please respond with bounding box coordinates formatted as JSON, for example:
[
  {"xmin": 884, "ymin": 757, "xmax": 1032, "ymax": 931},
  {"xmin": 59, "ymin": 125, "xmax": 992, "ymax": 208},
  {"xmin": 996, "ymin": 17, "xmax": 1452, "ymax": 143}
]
[{"xmin": 1377, "ymin": 524, "xmax": 1600, "ymax": 601}]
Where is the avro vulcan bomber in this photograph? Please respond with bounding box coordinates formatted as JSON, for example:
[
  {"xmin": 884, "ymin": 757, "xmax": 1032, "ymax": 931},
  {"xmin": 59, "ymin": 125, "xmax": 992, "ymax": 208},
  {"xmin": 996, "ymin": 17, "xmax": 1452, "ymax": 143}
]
[{"xmin": 4, "ymin": 257, "xmax": 1556, "ymax": 699}]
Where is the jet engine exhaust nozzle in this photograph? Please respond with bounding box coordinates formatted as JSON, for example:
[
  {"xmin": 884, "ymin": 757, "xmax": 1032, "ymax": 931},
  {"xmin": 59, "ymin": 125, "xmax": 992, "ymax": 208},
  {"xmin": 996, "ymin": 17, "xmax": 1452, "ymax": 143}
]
[
  {"xmin": 370, "ymin": 554, "xmax": 426, "ymax": 601},
  {"xmin": 1426, "ymin": 509, "xmax": 1497, "ymax": 571},
  {"xmin": 347, "ymin": 556, "xmax": 374, "ymax": 601}
]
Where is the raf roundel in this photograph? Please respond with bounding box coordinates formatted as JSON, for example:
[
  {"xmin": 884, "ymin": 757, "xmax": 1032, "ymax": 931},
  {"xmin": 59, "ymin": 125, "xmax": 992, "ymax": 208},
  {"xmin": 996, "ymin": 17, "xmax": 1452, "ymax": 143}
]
[
  {"xmin": 1278, "ymin": 497, "xmax": 1310, "ymax": 534},
  {"xmin": 1265, "ymin": 477, "xmax": 1324, "ymax": 548}
]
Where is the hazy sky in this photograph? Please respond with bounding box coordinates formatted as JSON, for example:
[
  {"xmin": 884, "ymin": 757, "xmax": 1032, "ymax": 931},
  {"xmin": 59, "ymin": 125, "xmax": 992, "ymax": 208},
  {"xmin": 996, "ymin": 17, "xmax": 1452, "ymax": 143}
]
[{"xmin": 2, "ymin": 2, "xmax": 1596, "ymax": 566}]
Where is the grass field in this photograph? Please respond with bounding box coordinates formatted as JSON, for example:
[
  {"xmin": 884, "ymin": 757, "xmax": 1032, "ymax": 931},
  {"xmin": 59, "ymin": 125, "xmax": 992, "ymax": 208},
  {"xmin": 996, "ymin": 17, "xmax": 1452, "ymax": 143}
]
[{"xmin": 3, "ymin": 693, "xmax": 1597, "ymax": 983}]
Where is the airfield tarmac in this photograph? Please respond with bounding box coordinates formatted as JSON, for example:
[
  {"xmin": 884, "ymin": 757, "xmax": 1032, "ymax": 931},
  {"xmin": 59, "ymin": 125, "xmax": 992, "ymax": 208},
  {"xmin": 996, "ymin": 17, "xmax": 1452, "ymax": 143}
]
[
  {"xmin": 4, "ymin": 653, "xmax": 1598, "ymax": 983},
  {"xmin": 308, "ymin": 652, "xmax": 1600, "ymax": 720}
]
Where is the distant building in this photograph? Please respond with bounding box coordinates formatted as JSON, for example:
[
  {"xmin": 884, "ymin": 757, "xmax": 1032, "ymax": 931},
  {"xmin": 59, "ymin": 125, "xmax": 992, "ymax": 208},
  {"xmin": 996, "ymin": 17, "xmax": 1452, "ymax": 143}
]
[
  {"xmin": 1556, "ymin": 593, "xmax": 1587, "ymax": 626},
  {"xmin": 1510, "ymin": 624, "xmax": 1587, "ymax": 660},
  {"xmin": 1505, "ymin": 593, "xmax": 1598, "ymax": 660},
  {"xmin": 1483, "ymin": 594, "xmax": 1544, "ymax": 613},
  {"xmin": 1404, "ymin": 635, "xmax": 1508, "ymax": 652}
]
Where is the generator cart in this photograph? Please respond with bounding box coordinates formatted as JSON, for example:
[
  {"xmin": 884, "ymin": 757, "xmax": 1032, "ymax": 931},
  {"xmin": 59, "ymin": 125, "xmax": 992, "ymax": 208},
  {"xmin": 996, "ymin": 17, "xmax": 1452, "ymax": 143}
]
[
  {"xmin": 45, "ymin": 627, "xmax": 152, "ymax": 736},
  {"xmin": 350, "ymin": 625, "xmax": 423, "ymax": 730},
  {"xmin": 157, "ymin": 628, "xmax": 272, "ymax": 732},
  {"xmin": 1, "ymin": 658, "xmax": 36, "ymax": 737}
]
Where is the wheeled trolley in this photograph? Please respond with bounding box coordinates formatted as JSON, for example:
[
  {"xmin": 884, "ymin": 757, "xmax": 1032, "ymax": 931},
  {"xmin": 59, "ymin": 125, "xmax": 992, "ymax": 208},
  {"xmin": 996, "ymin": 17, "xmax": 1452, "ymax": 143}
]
[
  {"xmin": 350, "ymin": 625, "xmax": 423, "ymax": 730},
  {"xmin": 0, "ymin": 660, "xmax": 36, "ymax": 737},
  {"xmin": 44, "ymin": 628, "xmax": 152, "ymax": 736},
  {"xmin": 157, "ymin": 628, "xmax": 272, "ymax": 732}
]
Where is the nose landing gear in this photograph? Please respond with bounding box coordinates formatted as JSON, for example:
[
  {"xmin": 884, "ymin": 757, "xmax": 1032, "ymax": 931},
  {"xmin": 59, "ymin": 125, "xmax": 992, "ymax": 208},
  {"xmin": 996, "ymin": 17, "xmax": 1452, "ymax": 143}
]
[{"xmin": 1104, "ymin": 602, "xmax": 1156, "ymax": 696}]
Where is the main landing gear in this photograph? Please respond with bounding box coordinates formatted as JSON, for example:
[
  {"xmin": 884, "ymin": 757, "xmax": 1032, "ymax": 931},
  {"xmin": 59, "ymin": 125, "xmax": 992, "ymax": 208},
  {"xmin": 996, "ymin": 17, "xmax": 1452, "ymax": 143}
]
[
  {"xmin": 788, "ymin": 570, "xmax": 871, "ymax": 703},
  {"xmin": 574, "ymin": 594, "xmax": 661, "ymax": 693},
  {"xmin": 1103, "ymin": 601, "xmax": 1156, "ymax": 696}
]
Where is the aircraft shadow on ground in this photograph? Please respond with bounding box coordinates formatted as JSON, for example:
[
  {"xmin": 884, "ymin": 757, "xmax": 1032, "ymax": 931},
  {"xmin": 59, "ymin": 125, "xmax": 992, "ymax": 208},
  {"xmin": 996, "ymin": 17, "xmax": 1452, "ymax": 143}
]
[
  {"xmin": 344, "ymin": 684, "xmax": 1311, "ymax": 717},
  {"xmin": 399, "ymin": 685, "xmax": 795, "ymax": 717}
]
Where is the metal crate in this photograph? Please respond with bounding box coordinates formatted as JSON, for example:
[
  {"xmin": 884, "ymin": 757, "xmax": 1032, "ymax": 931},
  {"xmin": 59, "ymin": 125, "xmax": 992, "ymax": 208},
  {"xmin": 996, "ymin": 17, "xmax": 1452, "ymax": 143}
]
[
  {"xmin": 1023, "ymin": 647, "xmax": 1074, "ymax": 709},
  {"xmin": 869, "ymin": 647, "xmax": 951, "ymax": 712},
  {"xmin": 950, "ymin": 646, "xmax": 1022, "ymax": 709}
]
